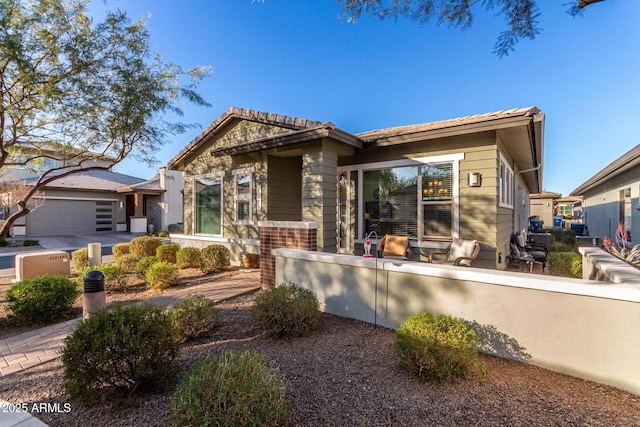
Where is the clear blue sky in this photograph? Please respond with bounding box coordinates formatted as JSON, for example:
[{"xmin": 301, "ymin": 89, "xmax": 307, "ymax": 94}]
[{"xmin": 91, "ymin": 0, "xmax": 640, "ymax": 197}]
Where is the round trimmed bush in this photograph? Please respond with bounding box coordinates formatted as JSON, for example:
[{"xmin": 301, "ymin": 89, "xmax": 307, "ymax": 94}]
[
  {"xmin": 129, "ymin": 235, "xmax": 162, "ymax": 258},
  {"xmin": 251, "ymin": 283, "xmax": 320, "ymax": 339},
  {"xmin": 176, "ymin": 247, "xmax": 201, "ymax": 269},
  {"xmin": 71, "ymin": 248, "xmax": 89, "ymax": 271},
  {"xmin": 167, "ymin": 349, "xmax": 291, "ymax": 427},
  {"xmin": 549, "ymin": 252, "xmax": 582, "ymax": 278},
  {"xmin": 7, "ymin": 275, "xmax": 80, "ymax": 326},
  {"xmin": 395, "ymin": 311, "xmax": 479, "ymax": 383},
  {"xmin": 156, "ymin": 243, "xmax": 179, "ymax": 264},
  {"xmin": 168, "ymin": 295, "xmax": 217, "ymax": 342},
  {"xmin": 145, "ymin": 261, "xmax": 179, "ymax": 290},
  {"xmin": 93, "ymin": 263, "xmax": 128, "ymax": 292},
  {"xmin": 135, "ymin": 255, "xmax": 157, "ymax": 279},
  {"xmin": 62, "ymin": 303, "xmax": 180, "ymax": 404},
  {"xmin": 111, "ymin": 242, "xmax": 131, "ymax": 262},
  {"xmin": 116, "ymin": 253, "xmax": 139, "ymax": 273},
  {"xmin": 200, "ymin": 244, "xmax": 230, "ymax": 274}
]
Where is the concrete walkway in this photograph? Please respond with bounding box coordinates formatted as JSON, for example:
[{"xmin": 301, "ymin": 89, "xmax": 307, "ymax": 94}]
[{"xmin": 0, "ymin": 268, "xmax": 261, "ymax": 427}]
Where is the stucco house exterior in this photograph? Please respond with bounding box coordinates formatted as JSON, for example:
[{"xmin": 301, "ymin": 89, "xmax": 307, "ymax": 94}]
[
  {"xmin": 530, "ymin": 191, "xmax": 561, "ymax": 227},
  {"xmin": 168, "ymin": 106, "xmax": 544, "ymax": 269},
  {"xmin": 0, "ymin": 147, "xmax": 183, "ymax": 237},
  {"xmin": 571, "ymin": 144, "xmax": 640, "ymax": 246}
]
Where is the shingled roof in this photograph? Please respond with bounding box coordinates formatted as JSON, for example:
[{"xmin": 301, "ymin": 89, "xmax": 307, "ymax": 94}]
[{"xmin": 26, "ymin": 169, "xmax": 145, "ymax": 192}]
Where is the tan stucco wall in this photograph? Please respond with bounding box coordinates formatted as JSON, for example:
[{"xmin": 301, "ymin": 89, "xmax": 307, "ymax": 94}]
[{"xmin": 275, "ymin": 249, "xmax": 640, "ymax": 395}]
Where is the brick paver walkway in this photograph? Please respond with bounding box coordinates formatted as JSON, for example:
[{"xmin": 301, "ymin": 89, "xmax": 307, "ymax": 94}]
[{"xmin": 0, "ymin": 269, "xmax": 260, "ymax": 378}]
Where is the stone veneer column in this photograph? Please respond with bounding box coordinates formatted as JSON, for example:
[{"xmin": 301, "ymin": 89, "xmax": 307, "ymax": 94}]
[{"xmin": 259, "ymin": 221, "xmax": 318, "ymax": 289}]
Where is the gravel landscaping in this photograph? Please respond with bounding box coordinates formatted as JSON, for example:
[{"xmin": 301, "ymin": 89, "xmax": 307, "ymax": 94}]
[{"xmin": 1, "ymin": 277, "xmax": 640, "ymax": 426}]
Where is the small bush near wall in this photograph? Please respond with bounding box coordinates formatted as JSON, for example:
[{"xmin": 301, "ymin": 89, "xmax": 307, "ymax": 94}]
[
  {"xmin": 116, "ymin": 253, "xmax": 139, "ymax": 274},
  {"xmin": 200, "ymin": 245, "xmax": 230, "ymax": 274},
  {"xmin": 62, "ymin": 303, "xmax": 179, "ymax": 404},
  {"xmin": 112, "ymin": 243, "xmax": 130, "ymax": 261},
  {"xmin": 548, "ymin": 252, "xmax": 582, "ymax": 278},
  {"xmin": 156, "ymin": 243, "xmax": 180, "ymax": 264},
  {"xmin": 71, "ymin": 248, "xmax": 89, "ymax": 271},
  {"xmin": 145, "ymin": 261, "xmax": 179, "ymax": 290},
  {"xmin": 135, "ymin": 256, "xmax": 157, "ymax": 279},
  {"xmin": 395, "ymin": 311, "xmax": 479, "ymax": 383},
  {"xmin": 176, "ymin": 247, "xmax": 201, "ymax": 269},
  {"xmin": 167, "ymin": 350, "xmax": 291, "ymax": 427},
  {"xmin": 168, "ymin": 295, "xmax": 217, "ymax": 342},
  {"xmin": 130, "ymin": 236, "xmax": 162, "ymax": 258},
  {"xmin": 7, "ymin": 275, "xmax": 80, "ymax": 325},
  {"xmin": 251, "ymin": 283, "xmax": 320, "ymax": 339}
]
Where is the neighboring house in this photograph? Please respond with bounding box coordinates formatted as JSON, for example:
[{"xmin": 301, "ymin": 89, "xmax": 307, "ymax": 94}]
[
  {"xmin": 168, "ymin": 106, "xmax": 544, "ymax": 270},
  {"xmin": 1, "ymin": 158, "xmax": 184, "ymax": 237},
  {"xmin": 571, "ymin": 144, "xmax": 640, "ymax": 246},
  {"xmin": 530, "ymin": 191, "xmax": 561, "ymax": 227},
  {"xmin": 555, "ymin": 195, "xmax": 583, "ymax": 222}
]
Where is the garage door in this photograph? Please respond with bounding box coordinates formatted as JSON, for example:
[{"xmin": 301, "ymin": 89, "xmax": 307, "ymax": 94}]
[{"xmin": 26, "ymin": 200, "xmax": 115, "ymax": 236}]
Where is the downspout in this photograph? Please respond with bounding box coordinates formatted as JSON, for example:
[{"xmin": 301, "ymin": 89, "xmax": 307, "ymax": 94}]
[{"xmin": 515, "ymin": 164, "xmax": 543, "ymax": 231}]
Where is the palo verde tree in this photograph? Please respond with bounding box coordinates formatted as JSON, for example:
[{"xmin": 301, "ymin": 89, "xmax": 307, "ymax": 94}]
[
  {"xmin": 337, "ymin": 0, "xmax": 606, "ymax": 56},
  {"xmin": 0, "ymin": 0, "xmax": 211, "ymax": 239}
]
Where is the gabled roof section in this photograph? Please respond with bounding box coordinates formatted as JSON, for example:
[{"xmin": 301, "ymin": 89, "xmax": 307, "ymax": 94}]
[
  {"xmin": 168, "ymin": 107, "xmax": 324, "ymax": 170},
  {"xmin": 25, "ymin": 169, "xmax": 145, "ymax": 192},
  {"xmin": 117, "ymin": 174, "xmax": 163, "ymax": 194},
  {"xmin": 357, "ymin": 107, "xmax": 541, "ymax": 141},
  {"xmin": 530, "ymin": 191, "xmax": 562, "ymax": 199},
  {"xmin": 571, "ymin": 144, "xmax": 640, "ymax": 196}
]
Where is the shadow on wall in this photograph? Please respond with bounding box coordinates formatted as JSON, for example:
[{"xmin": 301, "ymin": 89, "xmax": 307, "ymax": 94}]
[{"xmin": 464, "ymin": 320, "xmax": 532, "ymax": 363}]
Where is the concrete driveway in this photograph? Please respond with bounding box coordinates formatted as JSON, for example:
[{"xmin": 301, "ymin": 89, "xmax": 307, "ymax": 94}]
[{"xmin": 32, "ymin": 232, "xmax": 137, "ymax": 251}]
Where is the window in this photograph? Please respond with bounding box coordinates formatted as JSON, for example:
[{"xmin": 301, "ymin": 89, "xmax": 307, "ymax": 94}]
[
  {"xmin": 498, "ymin": 153, "xmax": 514, "ymax": 208},
  {"xmin": 621, "ymin": 188, "xmax": 632, "ymax": 240},
  {"xmin": 194, "ymin": 175, "xmax": 222, "ymax": 235},
  {"xmin": 421, "ymin": 163, "xmax": 453, "ymax": 239},
  {"xmin": 363, "ymin": 165, "xmax": 418, "ymax": 239},
  {"xmin": 233, "ymin": 169, "xmax": 253, "ymax": 224}
]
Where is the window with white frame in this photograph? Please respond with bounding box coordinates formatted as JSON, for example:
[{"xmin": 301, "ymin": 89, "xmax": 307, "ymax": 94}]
[
  {"xmin": 233, "ymin": 168, "xmax": 253, "ymax": 224},
  {"xmin": 498, "ymin": 153, "xmax": 514, "ymax": 208}
]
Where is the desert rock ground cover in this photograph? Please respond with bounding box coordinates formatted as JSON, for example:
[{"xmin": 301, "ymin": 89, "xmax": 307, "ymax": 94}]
[{"xmin": 1, "ymin": 272, "xmax": 639, "ymax": 426}]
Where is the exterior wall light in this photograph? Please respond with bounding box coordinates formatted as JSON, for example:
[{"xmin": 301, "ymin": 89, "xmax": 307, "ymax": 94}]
[{"xmin": 468, "ymin": 172, "xmax": 482, "ymax": 187}]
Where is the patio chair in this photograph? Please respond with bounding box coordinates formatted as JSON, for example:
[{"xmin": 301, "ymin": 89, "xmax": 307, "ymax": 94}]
[
  {"xmin": 514, "ymin": 230, "xmax": 549, "ymax": 269},
  {"xmin": 507, "ymin": 239, "xmax": 535, "ymax": 273},
  {"xmin": 428, "ymin": 238, "xmax": 480, "ymax": 267},
  {"xmin": 377, "ymin": 234, "xmax": 411, "ymax": 260}
]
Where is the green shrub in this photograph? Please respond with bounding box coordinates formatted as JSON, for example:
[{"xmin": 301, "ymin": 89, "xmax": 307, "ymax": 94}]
[
  {"xmin": 23, "ymin": 239, "xmax": 39, "ymax": 246},
  {"xmin": 145, "ymin": 261, "xmax": 179, "ymax": 290},
  {"xmin": 71, "ymin": 248, "xmax": 89, "ymax": 271},
  {"xmin": 111, "ymin": 242, "xmax": 131, "ymax": 261},
  {"xmin": 92, "ymin": 263, "xmax": 128, "ymax": 292},
  {"xmin": 550, "ymin": 243, "xmax": 575, "ymax": 253},
  {"xmin": 546, "ymin": 227, "xmax": 564, "ymax": 243},
  {"xmin": 167, "ymin": 349, "xmax": 291, "ymax": 427},
  {"xmin": 7, "ymin": 275, "xmax": 80, "ymax": 326},
  {"xmin": 169, "ymin": 295, "xmax": 217, "ymax": 342},
  {"xmin": 548, "ymin": 252, "xmax": 582, "ymax": 278},
  {"xmin": 115, "ymin": 253, "xmax": 139, "ymax": 273},
  {"xmin": 62, "ymin": 303, "xmax": 179, "ymax": 404},
  {"xmin": 200, "ymin": 244, "xmax": 230, "ymax": 274},
  {"xmin": 156, "ymin": 243, "xmax": 179, "ymax": 264},
  {"xmin": 251, "ymin": 283, "xmax": 320, "ymax": 339},
  {"xmin": 562, "ymin": 229, "xmax": 577, "ymax": 247},
  {"xmin": 176, "ymin": 247, "xmax": 201, "ymax": 269},
  {"xmin": 135, "ymin": 255, "xmax": 157, "ymax": 279},
  {"xmin": 129, "ymin": 235, "xmax": 162, "ymax": 258},
  {"xmin": 0, "ymin": 239, "xmax": 8, "ymax": 247},
  {"xmin": 395, "ymin": 311, "xmax": 479, "ymax": 383}
]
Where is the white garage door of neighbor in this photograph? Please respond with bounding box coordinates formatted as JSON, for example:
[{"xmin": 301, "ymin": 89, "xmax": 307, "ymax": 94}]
[{"xmin": 26, "ymin": 200, "xmax": 115, "ymax": 236}]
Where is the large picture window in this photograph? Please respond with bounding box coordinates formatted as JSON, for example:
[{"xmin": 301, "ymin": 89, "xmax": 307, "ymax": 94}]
[
  {"xmin": 194, "ymin": 175, "xmax": 222, "ymax": 235},
  {"xmin": 233, "ymin": 169, "xmax": 253, "ymax": 224}
]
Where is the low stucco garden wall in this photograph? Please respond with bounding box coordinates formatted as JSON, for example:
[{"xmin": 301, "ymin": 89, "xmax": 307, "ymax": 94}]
[{"xmin": 273, "ymin": 248, "xmax": 640, "ymax": 395}]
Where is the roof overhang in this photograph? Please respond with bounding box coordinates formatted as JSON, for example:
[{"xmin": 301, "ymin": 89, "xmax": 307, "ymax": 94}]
[{"xmin": 571, "ymin": 144, "xmax": 640, "ymax": 196}]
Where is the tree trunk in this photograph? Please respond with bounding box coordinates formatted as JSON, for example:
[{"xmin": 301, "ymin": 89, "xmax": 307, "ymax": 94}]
[{"xmin": 0, "ymin": 209, "xmax": 30, "ymax": 240}]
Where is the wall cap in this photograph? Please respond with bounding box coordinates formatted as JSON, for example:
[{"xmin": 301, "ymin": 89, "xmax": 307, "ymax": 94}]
[{"xmin": 258, "ymin": 221, "xmax": 319, "ymax": 229}]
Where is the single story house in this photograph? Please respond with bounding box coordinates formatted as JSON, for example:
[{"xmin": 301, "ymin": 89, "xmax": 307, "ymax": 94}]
[
  {"xmin": 168, "ymin": 106, "xmax": 544, "ymax": 269},
  {"xmin": 2, "ymin": 166, "xmax": 183, "ymax": 237},
  {"xmin": 571, "ymin": 144, "xmax": 640, "ymax": 246}
]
